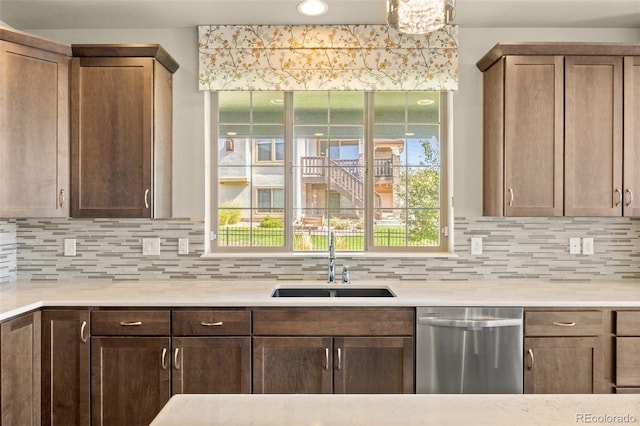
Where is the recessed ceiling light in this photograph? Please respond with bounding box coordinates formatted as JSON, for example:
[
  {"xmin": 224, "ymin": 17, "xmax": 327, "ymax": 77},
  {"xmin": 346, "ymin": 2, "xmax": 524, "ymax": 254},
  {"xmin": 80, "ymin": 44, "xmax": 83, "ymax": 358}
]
[
  {"xmin": 405, "ymin": 132, "xmax": 415, "ymax": 136},
  {"xmin": 270, "ymin": 99, "xmax": 284, "ymax": 105},
  {"xmin": 298, "ymin": 0, "xmax": 328, "ymax": 16},
  {"xmin": 417, "ymin": 99, "xmax": 435, "ymax": 106},
  {"xmin": 314, "ymin": 132, "xmax": 325, "ymax": 136},
  {"xmin": 226, "ymin": 131, "xmax": 237, "ymax": 136}
]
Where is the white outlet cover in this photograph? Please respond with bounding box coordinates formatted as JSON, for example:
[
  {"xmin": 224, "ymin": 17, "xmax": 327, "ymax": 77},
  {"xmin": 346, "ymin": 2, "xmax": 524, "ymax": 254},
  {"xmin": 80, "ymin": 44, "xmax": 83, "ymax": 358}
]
[
  {"xmin": 470, "ymin": 237, "xmax": 483, "ymax": 255},
  {"xmin": 569, "ymin": 237, "xmax": 581, "ymax": 255},
  {"xmin": 64, "ymin": 238, "xmax": 76, "ymax": 256},
  {"xmin": 178, "ymin": 238, "xmax": 189, "ymax": 255},
  {"xmin": 583, "ymin": 237, "xmax": 594, "ymax": 255},
  {"xmin": 142, "ymin": 238, "xmax": 161, "ymax": 256}
]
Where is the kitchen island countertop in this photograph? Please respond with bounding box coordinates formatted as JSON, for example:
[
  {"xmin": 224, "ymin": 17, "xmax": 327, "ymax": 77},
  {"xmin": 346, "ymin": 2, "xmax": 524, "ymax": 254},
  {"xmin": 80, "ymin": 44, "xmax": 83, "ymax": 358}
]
[
  {"xmin": 1, "ymin": 279, "xmax": 640, "ymax": 321},
  {"xmin": 150, "ymin": 393, "xmax": 640, "ymax": 426}
]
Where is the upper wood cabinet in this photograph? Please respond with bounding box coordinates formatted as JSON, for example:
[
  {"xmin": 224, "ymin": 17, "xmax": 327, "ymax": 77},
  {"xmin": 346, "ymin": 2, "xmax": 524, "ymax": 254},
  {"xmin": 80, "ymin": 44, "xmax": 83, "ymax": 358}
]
[
  {"xmin": 478, "ymin": 43, "xmax": 640, "ymax": 217},
  {"xmin": 70, "ymin": 45, "xmax": 178, "ymax": 218},
  {"xmin": 0, "ymin": 29, "xmax": 71, "ymax": 218}
]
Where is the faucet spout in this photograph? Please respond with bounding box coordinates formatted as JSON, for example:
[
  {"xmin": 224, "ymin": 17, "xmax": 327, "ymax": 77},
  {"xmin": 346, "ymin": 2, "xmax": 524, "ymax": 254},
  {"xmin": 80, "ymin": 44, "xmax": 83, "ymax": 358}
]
[{"xmin": 328, "ymin": 231, "xmax": 336, "ymax": 283}]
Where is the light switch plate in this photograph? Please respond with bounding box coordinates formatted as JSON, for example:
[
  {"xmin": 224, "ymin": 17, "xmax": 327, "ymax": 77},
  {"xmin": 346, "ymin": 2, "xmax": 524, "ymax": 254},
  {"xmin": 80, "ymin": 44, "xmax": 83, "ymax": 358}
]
[
  {"xmin": 178, "ymin": 238, "xmax": 189, "ymax": 255},
  {"xmin": 142, "ymin": 238, "xmax": 161, "ymax": 256},
  {"xmin": 470, "ymin": 237, "xmax": 482, "ymax": 255},
  {"xmin": 569, "ymin": 237, "xmax": 581, "ymax": 255},
  {"xmin": 583, "ymin": 237, "xmax": 594, "ymax": 255},
  {"xmin": 64, "ymin": 238, "xmax": 76, "ymax": 256}
]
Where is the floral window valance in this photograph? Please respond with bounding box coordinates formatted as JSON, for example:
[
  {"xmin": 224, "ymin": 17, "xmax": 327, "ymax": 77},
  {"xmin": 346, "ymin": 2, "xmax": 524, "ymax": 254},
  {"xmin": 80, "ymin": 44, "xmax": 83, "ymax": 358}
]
[{"xmin": 198, "ymin": 25, "xmax": 458, "ymax": 91}]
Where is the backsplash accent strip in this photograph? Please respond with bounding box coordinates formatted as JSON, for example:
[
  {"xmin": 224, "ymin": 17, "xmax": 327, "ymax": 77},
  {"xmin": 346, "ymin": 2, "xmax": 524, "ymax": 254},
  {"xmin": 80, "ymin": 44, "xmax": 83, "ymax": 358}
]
[{"xmin": 4, "ymin": 217, "xmax": 640, "ymax": 283}]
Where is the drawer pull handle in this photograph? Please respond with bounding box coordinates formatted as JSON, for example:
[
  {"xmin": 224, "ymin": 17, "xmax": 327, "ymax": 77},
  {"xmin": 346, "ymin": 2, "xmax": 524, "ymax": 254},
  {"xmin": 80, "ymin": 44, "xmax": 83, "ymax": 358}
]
[
  {"xmin": 337, "ymin": 348, "xmax": 342, "ymax": 371},
  {"xmin": 144, "ymin": 189, "xmax": 150, "ymax": 209},
  {"xmin": 161, "ymin": 348, "xmax": 168, "ymax": 370},
  {"xmin": 59, "ymin": 189, "xmax": 65, "ymax": 208},
  {"xmin": 80, "ymin": 321, "xmax": 88, "ymax": 343},
  {"xmin": 552, "ymin": 321, "xmax": 576, "ymax": 327},
  {"xmin": 174, "ymin": 348, "xmax": 181, "ymax": 370},
  {"xmin": 527, "ymin": 349, "xmax": 534, "ymax": 370},
  {"xmin": 200, "ymin": 321, "xmax": 224, "ymax": 327},
  {"xmin": 119, "ymin": 321, "xmax": 143, "ymax": 326},
  {"xmin": 324, "ymin": 348, "xmax": 329, "ymax": 370},
  {"xmin": 508, "ymin": 187, "xmax": 514, "ymax": 207},
  {"xmin": 626, "ymin": 189, "xmax": 634, "ymax": 207},
  {"xmin": 615, "ymin": 188, "xmax": 622, "ymax": 207}
]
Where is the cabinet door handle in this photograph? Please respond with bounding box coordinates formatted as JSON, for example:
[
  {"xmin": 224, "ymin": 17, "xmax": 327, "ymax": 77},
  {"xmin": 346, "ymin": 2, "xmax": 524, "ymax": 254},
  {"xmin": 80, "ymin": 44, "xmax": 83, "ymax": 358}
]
[
  {"xmin": 80, "ymin": 321, "xmax": 88, "ymax": 343},
  {"xmin": 324, "ymin": 348, "xmax": 329, "ymax": 370},
  {"xmin": 552, "ymin": 321, "xmax": 576, "ymax": 327},
  {"xmin": 174, "ymin": 348, "xmax": 181, "ymax": 370},
  {"xmin": 527, "ymin": 349, "xmax": 534, "ymax": 370},
  {"xmin": 58, "ymin": 189, "xmax": 65, "ymax": 208},
  {"xmin": 626, "ymin": 189, "xmax": 634, "ymax": 207},
  {"xmin": 336, "ymin": 348, "xmax": 342, "ymax": 371},
  {"xmin": 161, "ymin": 348, "xmax": 168, "ymax": 370},
  {"xmin": 200, "ymin": 321, "xmax": 224, "ymax": 327},
  {"xmin": 144, "ymin": 188, "xmax": 150, "ymax": 209},
  {"xmin": 508, "ymin": 188, "xmax": 514, "ymax": 207},
  {"xmin": 119, "ymin": 321, "xmax": 143, "ymax": 326},
  {"xmin": 615, "ymin": 188, "xmax": 622, "ymax": 207}
]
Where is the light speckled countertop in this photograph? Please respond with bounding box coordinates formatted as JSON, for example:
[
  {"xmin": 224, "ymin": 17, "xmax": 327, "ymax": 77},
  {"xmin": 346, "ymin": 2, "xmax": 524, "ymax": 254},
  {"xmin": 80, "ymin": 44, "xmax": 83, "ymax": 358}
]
[
  {"xmin": 1, "ymin": 279, "xmax": 639, "ymax": 321},
  {"xmin": 150, "ymin": 394, "xmax": 640, "ymax": 426}
]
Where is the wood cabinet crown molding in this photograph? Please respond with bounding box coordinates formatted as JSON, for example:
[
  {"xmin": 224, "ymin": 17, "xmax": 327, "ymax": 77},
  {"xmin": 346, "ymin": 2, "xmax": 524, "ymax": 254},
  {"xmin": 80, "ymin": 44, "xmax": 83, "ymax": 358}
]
[
  {"xmin": 71, "ymin": 44, "xmax": 179, "ymax": 74},
  {"xmin": 476, "ymin": 42, "xmax": 640, "ymax": 72},
  {"xmin": 0, "ymin": 27, "xmax": 71, "ymax": 56}
]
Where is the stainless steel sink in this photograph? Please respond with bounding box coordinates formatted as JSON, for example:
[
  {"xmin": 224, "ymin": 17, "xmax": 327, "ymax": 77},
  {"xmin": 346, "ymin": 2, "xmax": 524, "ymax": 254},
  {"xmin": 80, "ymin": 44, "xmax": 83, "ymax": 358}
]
[{"xmin": 271, "ymin": 287, "xmax": 395, "ymax": 298}]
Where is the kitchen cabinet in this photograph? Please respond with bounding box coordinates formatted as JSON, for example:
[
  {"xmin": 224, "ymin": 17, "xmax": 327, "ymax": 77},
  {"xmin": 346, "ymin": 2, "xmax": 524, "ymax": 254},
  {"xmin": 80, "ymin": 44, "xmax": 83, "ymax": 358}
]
[
  {"xmin": 477, "ymin": 43, "xmax": 640, "ymax": 217},
  {"xmin": 0, "ymin": 28, "xmax": 70, "ymax": 218},
  {"xmin": 172, "ymin": 310, "xmax": 251, "ymax": 394},
  {"xmin": 41, "ymin": 309, "xmax": 90, "ymax": 426},
  {"xmin": 90, "ymin": 310, "xmax": 171, "ymax": 426},
  {"xmin": 614, "ymin": 310, "xmax": 640, "ymax": 393},
  {"xmin": 70, "ymin": 45, "xmax": 179, "ymax": 218},
  {"xmin": 523, "ymin": 309, "xmax": 610, "ymax": 394},
  {"xmin": 481, "ymin": 54, "xmax": 563, "ymax": 216},
  {"xmin": 252, "ymin": 308, "xmax": 414, "ymax": 394},
  {"xmin": 1, "ymin": 311, "xmax": 41, "ymax": 426}
]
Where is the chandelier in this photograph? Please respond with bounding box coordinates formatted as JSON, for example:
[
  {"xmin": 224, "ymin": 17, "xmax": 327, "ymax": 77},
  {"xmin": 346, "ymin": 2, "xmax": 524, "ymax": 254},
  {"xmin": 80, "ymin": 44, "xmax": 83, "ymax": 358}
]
[{"xmin": 387, "ymin": 0, "xmax": 455, "ymax": 34}]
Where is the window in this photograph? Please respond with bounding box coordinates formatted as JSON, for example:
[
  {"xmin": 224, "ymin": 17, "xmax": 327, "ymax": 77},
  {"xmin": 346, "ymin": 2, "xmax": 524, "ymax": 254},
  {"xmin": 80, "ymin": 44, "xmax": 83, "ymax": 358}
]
[{"xmin": 212, "ymin": 91, "xmax": 450, "ymax": 253}]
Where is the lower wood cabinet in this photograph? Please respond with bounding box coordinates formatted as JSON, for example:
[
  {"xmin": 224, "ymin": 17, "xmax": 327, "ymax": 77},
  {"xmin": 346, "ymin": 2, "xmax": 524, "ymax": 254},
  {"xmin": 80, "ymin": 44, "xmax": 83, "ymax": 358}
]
[
  {"xmin": 91, "ymin": 337, "xmax": 171, "ymax": 426},
  {"xmin": 523, "ymin": 309, "xmax": 609, "ymax": 394},
  {"xmin": 41, "ymin": 309, "xmax": 90, "ymax": 426},
  {"xmin": 1, "ymin": 311, "xmax": 41, "ymax": 426},
  {"xmin": 615, "ymin": 310, "xmax": 640, "ymax": 393},
  {"xmin": 252, "ymin": 308, "xmax": 414, "ymax": 394}
]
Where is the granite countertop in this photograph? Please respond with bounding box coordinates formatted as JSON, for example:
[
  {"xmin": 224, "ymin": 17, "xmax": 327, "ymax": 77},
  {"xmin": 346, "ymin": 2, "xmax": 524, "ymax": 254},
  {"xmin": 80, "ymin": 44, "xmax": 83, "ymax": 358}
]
[
  {"xmin": 1, "ymin": 279, "xmax": 640, "ymax": 321},
  {"xmin": 150, "ymin": 394, "xmax": 640, "ymax": 426}
]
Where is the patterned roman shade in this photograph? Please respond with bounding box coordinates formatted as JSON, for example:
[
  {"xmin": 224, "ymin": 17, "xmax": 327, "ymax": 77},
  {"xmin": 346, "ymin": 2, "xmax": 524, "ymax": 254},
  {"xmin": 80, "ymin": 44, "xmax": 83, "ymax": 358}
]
[{"xmin": 198, "ymin": 25, "xmax": 458, "ymax": 91}]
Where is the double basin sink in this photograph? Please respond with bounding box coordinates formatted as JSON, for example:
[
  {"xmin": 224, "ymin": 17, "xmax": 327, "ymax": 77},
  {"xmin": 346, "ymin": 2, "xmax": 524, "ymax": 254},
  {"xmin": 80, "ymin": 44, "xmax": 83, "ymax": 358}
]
[{"xmin": 272, "ymin": 286, "xmax": 395, "ymax": 298}]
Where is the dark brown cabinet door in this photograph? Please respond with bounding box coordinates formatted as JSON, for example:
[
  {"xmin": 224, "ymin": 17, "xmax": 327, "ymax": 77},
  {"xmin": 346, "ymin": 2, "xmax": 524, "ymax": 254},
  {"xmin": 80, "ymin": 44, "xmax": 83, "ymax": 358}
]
[
  {"xmin": 253, "ymin": 337, "xmax": 333, "ymax": 394},
  {"xmin": 1, "ymin": 311, "xmax": 41, "ymax": 426},
  {"xmin": 624, "ymin": 56, "xmax": 640, "ymax": 217},
  {"xmin": 71, "ymin": 57, "xmax": 153, "ymax": 218},
  {"xmin": 333, "ymin": 337, "xmax": 414, "ymax": 394},
  {"xmin": 41, "ymin": 310, "xmax": 90, "ymax": 426},
  {"xmin": 524, "ymin": 336, "xmax": 602, "ymax": 394},
  {"xmin": 172, "ymin": 337, "xmax": 251, "ymax": 394},
  {"xmin": 91, "ymin": 336, "xmax": 170, "ymax": 426},
  {"xmin": 565, "ymin": 55, "xmax": 623, "ymax": 216},
  {"xmin": 0, "ymin": 40, "xmax": 69, "ymax": 218}
]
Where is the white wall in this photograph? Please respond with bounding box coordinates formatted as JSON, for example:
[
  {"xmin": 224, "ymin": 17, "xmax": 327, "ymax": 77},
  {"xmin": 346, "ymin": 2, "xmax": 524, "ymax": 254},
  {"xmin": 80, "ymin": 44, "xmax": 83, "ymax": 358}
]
[{"xmin": 29, "ymin": 27, "xmax": 640, "ymax": 219}]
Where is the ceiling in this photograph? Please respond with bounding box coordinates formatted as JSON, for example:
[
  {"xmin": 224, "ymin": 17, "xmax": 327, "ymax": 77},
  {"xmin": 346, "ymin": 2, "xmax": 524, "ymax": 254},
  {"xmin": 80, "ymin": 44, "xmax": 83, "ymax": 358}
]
[{"xmin": 0, "ymin": 0, "xmax": 638, "ymax": 30}]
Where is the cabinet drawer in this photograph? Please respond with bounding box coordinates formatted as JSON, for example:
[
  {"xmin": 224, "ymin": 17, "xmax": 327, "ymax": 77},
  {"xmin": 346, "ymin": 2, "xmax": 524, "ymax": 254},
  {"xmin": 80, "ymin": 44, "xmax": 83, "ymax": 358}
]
[
  {"xmin": 616, "ymin": 311, "xmax": 640, "ymax": 336},
  {"xmin": 172, "ymin": 310, "xmax": 251, "ymax": 336},
  {"xmin": 525, "ymin": 310, "xmax": 603, "ymax": 336},
  {"xmin": 91, "ymin": 310, "xmax": 170, "ymax": 335},
  {"xmin": 616, "ymin": 337, "xmax": 640, "ymax": 387},
  {"xmin": 253, "ymin": 308, "xmax": 414, "ymax": 336}
]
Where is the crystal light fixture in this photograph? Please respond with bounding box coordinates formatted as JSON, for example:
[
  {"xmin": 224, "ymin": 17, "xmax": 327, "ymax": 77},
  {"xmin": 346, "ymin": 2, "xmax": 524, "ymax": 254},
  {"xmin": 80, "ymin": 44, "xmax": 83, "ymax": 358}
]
[{"xmin": 387, "ymin": 0, "xmax": 455, "ymax": 34}]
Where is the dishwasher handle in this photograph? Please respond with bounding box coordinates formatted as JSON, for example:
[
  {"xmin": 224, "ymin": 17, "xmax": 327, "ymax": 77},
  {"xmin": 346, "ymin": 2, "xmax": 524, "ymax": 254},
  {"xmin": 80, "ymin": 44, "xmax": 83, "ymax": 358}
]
[{"xmin": 418, "ymin": 316, "xmax": 522, "ymax": 328}]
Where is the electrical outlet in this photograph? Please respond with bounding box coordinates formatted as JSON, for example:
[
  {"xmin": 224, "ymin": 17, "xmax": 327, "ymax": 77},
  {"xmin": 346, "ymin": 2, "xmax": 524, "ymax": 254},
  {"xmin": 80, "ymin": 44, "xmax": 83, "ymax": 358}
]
[
  {"xmin": 583, "ymin": 237, "xmax": 594, "ymax": 255},
  {"xmin": 569, "ymin": 237, "xmax": 581, "ymax": 255},
  {"xmin": 142, "ymin": 238, "xmax": 161, "ymax": 256},
  {"xmin": 64, "ymin": 238, "xmax": 76, "ymax": 256},
  {"xmin": 178, "ymin": 238, "xmax": 189, "ymax": 255},
  {"xmin": 470, "ymin": 237, "xmax": 483, "ymax": 255}
]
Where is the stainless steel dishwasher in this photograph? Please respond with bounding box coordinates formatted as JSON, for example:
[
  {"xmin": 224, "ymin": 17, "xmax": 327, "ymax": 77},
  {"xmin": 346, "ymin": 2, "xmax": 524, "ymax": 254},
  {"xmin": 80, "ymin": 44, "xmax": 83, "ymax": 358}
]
[{"xmin": 416, "ymin": 307, "xmax": 523, "ymax": 394}]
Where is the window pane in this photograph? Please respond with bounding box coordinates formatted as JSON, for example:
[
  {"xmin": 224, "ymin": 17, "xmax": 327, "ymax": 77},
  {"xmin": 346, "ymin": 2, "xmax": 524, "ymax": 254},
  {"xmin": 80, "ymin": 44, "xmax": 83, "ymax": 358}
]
[
  {"xmin": 219, "ymin": 92, "xmax": 250, "ymax": 123},
  {"xmin": 407, "ymin": 92, "xmax": 439, "ymax": 123},
  {"xmin": 252, "ymin": 92, "xmax": 284, "ymax": 123},
  {"xmin": 257, "ymin": 140, "xmax": 272, "ymax": 161},
  {"xmin": 275, "ymin": 140, "xmax": 284, "ymax": 161}
]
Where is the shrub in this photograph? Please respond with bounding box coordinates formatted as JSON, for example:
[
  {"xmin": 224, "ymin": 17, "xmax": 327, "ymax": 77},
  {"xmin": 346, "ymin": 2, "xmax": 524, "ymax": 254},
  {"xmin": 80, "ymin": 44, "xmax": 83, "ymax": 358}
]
[
  {"xmin": 218, "ymin": 202, "xmax": 241, "ymax": 226},
  {"xmin": 259, "ymin": 215, "xmax": 283, "ymax": 228}
]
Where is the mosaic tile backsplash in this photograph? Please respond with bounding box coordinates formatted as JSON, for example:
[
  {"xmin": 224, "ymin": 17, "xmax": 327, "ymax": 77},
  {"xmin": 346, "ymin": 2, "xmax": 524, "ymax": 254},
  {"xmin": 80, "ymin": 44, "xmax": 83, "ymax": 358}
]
[{"xmin": 0, "ymin": 217, "xmax": 639, "ymax": 284}]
